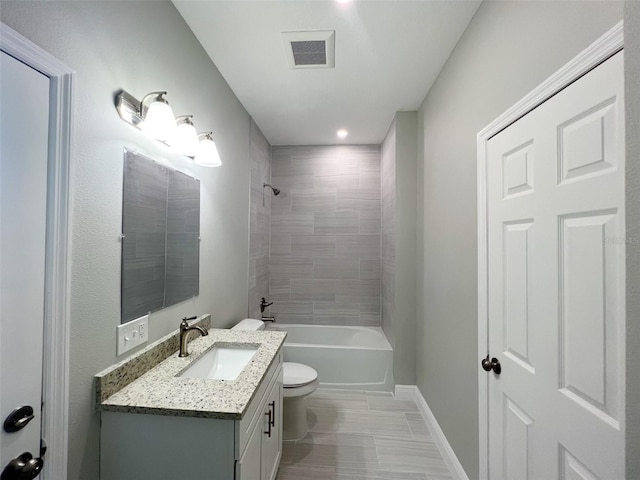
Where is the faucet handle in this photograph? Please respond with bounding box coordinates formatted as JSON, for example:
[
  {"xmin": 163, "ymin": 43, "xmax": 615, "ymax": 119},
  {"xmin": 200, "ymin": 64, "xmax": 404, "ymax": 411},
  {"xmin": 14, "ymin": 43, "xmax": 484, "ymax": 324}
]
[
  {"xmin": 260, "ymin": 297, "xmax": 273, "ymax": 313},
  {"xmin": 181, "ymin": 316, "xmax": 197, "ymax": 327}
]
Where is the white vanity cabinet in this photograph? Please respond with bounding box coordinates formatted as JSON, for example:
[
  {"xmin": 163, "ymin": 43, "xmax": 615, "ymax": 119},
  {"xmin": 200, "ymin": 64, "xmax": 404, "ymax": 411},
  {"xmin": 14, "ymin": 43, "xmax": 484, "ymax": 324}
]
[
  {"xmin": 100, "ymin": 351, "xmax": 283, "ymax": 480},
  {"xmin": 236, "ymin": 368, "xmax": 282, "ymax": 480}
]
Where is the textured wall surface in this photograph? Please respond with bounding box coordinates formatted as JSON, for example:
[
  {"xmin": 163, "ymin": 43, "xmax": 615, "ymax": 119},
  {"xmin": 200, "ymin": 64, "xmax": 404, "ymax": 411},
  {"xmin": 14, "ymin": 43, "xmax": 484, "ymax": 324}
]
[
  {"xmin": 392, "ymin": 112, "xmax": 417, "ymax": 386},
  {"xmin": 248, "ymin": 119, "xmax": 272, "ymax": 319},
  {"xmin": 381, "ymin": 112, "xmax": 417, "ymax": 386},
  {"xmin": 381, "ymin": 122, "xmax": 396, "ymax": 346},
  {"xmin": 625, "ymin": 2, "xmax": 640, "ymax": 477},
  {"xmin": 416, "ymin": 2, "xmax": 624, "ymax": 477},
  {"xmin": 0, "ymin": 2, "xmax": 252, "ymax": 479},
  {"xmin": 269, "ymin": 145, "xmax": 381, "ymax": 325}
]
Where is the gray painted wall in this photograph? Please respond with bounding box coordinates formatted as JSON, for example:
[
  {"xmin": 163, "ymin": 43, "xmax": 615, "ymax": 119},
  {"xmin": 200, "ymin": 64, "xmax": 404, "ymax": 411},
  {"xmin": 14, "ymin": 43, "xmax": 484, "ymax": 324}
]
[
  {"xmin": 394, "ymin": 112, "xmax": 418, "ymax": 386},
  {"xmin": 0, "ymin": 2, "xmax": 252, "ymax": 479},
  {"xmin": 625, "ymin": 2, "xmax": 640, "ymax": 477},
  {"xmin": 415, "ymin": 1, "xmax": 624, "ymax": 478},
  {"xmin": 248, "ymin": 119, "xmax": 272, "ymax": 319},
  {"xmin": 382, "ymin": 112, "xmax": 417, "ymax": 385},
  {"xmin": 381, "ymin": 121, "xmax": 396, "ymax": 347},
  {"xmin": 269, "ymin": 145, "xmax": 381, "ymax": 325}
]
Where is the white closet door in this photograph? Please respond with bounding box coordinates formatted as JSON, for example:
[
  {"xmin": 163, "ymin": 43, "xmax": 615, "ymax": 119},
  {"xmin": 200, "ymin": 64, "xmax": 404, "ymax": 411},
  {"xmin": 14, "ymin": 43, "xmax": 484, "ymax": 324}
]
[{"xmin": 486, "ymin": 51, "xmax": 625, "ymax": 479}]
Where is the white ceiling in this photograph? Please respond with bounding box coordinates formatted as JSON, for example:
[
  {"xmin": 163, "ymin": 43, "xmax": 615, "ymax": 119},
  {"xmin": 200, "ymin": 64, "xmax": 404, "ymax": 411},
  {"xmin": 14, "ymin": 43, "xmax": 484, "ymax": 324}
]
[{"xmin": 173, "ymin": 1, "xmax": 481, "ymax": 146}]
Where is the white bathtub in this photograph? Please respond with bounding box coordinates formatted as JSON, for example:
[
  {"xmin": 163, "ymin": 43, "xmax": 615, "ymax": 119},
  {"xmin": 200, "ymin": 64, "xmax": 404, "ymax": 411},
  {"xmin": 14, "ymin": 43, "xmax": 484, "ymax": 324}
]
[{"xmin": 267, "ymin": 324, "xmax": 394, "ymax": 392}]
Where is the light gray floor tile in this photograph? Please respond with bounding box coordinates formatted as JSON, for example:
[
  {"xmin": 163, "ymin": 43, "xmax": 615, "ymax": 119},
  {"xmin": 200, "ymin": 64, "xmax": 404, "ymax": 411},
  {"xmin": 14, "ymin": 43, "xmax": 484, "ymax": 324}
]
[
  {"xmin": 297, "ymin": 432, "xmax": 376, "ymax": 448},
  {"xmin": 307, "ymin": 406, "xmax": 340, "ymax": 433},
  {"xmin": 367, "ymin": 396, "xmax": 419, "ymax": 413},
  {"xmin": 337, "ymin": 410, "xmax": 413, "ymax": 438},
  {"xmin": 335, "ymin": 467, "xmax": 429, "ymax": 479},
  {"xmin": 314, "ymin": 388, "xmax": 369, "ymax": 398},
  {"xmin": 280, "ymin": 389, "xmax": 452, "ymax": 479},
  {"xmin": 293, "ymin": 441, "xmax": 378, "ymax": 470},
  {"xmin": 375, "ymin": 437, "xmax": 451, "ymax": 475},
  {"xmin": 277, "ymin": 464, "xmax": 336, "ymax": 479},
  {"xmin": 307, "ymin": 390, "xmax": 370, "ymax": 410},
  {"xmin": 281, "ymin": 441, "xmax": 295, "ymax": 465},
  {"xmin": 406, "ymin": 412, "xmax": 433, "ymax": 441},
  {"xmin": 364, "ymin": 390, "xmax": 394, "ymax": 398}
]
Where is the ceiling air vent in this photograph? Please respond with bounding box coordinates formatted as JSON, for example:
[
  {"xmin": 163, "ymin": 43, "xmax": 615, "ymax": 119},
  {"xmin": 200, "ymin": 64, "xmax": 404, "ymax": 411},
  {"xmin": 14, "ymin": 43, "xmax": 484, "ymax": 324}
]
[{"xmin": 282, "ymin": 31, "xmax": 335, "ymax": 69}]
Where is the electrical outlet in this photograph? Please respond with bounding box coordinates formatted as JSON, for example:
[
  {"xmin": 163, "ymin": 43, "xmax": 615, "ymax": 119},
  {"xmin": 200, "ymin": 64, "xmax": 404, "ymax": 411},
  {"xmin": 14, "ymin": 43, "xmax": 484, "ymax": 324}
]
[{"xmin": 117, "ymin": 314, "xmax": 149, "ymax": 356}]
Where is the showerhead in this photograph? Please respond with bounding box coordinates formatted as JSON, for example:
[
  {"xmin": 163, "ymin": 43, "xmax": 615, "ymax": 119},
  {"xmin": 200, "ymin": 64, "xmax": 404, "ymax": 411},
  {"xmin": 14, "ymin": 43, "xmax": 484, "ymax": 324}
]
[{"xmin": 263, "ymin": 183, "xmax": 280, "ymax": 196}]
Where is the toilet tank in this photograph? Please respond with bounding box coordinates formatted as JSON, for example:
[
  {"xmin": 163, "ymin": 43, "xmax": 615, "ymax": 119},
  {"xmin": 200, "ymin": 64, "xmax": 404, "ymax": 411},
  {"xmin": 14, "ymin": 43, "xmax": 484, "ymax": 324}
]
[{"xmin": 232, "ymin": 318, "xmax": 265, "ymax": 331}]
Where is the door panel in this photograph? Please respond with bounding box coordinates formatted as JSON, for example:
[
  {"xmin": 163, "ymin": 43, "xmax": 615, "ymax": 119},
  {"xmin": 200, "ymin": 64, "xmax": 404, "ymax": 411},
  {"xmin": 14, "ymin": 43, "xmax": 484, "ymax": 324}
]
[
  {"xmin": 502, "ymin": 220, "xmax": 534, "ymax": 373},
  {"xmin": 559, "ymin": 211, "xmax": 620, "ymax": 424},
  {"xmin": 503, "ymin": 396, "xmax": 533, "ymax": 480},
  {"xmin": 486, "ymin": 51, "xmax": 624, "ymax": 479},
  {"xmin": 0, "ymin": 51, "xmax": 49, "ymax": 471}
]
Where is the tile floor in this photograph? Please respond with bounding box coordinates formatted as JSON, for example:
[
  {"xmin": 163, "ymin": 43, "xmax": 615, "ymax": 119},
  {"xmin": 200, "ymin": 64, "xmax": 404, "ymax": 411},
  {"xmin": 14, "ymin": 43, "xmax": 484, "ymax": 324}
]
[{"xmin": 276, "ymin": 389, "xmax": 453, "ymax": 480}]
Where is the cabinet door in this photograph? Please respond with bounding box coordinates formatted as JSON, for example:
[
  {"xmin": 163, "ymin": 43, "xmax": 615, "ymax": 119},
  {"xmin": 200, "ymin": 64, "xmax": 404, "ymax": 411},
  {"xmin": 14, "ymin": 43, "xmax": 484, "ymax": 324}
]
[
  {"xmin": 261, "ymin": 367, "xmax": 283, "ymax": 480},
  {"xmin": 236, "ymin": 417, "xmax": 261, "ymax": 480}
]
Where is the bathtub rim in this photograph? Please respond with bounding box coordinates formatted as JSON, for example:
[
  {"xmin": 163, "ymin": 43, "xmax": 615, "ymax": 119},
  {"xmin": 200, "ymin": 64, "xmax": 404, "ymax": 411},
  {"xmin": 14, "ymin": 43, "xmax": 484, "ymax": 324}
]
[{"xmin": 267, "ymin": 323, "xmax": 392, "ymax": 350}]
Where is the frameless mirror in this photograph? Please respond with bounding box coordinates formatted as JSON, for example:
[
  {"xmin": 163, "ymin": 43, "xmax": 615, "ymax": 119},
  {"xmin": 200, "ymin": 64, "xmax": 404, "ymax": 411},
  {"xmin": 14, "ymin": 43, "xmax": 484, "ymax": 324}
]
[{"xmin": 121, "ymin": 149, "xmax": 200, "ymax": 323}]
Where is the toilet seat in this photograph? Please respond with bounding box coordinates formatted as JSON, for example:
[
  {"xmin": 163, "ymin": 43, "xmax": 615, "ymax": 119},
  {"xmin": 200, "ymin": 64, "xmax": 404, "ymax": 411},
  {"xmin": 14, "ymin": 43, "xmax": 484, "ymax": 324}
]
[{"xmin": 283, "ymin": 362, "xmax": 318, "ymax": 388}]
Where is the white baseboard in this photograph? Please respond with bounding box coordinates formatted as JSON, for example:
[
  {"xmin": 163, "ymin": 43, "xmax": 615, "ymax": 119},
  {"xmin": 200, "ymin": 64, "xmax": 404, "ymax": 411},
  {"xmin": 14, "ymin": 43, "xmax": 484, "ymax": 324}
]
[{"xmin": 395, "ymin": 385, "xmax": 470, "ymax": 480}]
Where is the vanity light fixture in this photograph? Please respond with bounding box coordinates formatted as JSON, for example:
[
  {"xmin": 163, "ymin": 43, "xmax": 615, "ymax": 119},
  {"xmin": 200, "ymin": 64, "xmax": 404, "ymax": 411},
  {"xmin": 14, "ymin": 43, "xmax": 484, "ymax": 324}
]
[
  {"xmin": 139, "ymin": 92, "xmax": 177, "ymax": 142},
  {"xmin": 116, "ymin": 90, "xmax": 176, "ymax": 141},
  {"xmin": 115, "ymin": 89, "xmax": 222, "ymax": 167},
  {"xmin": 194, "ymin": 132, "xmax": 222, "ymax": 167},
  {"xmin": 170, "ymin": 115, "xmax": 200, "ymax": 157},
  {"xmin": 337, "ymin": 129, "xmax": 348, "ymax": 139}
]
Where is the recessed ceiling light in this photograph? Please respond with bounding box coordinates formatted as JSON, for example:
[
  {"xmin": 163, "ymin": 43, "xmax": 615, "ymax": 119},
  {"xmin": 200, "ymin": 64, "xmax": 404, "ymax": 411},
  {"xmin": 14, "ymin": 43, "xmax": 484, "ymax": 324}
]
[
  {"xmin": 336, "ymin": 0, "xmax": 351, "ymax": 3},
  {"xmin": 337, "ymin": 129, "xmax": 348, "ymax": 139}
]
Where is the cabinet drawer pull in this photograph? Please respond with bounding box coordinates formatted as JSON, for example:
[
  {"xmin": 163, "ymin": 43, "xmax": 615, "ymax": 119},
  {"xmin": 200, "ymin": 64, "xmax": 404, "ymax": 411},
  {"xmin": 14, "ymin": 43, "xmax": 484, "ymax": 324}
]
[
  {"xmin": 264, "ymin": 410, "xmax": 272, "ymax": 437},
  {"xmin": 268, "ymin": 401, "xmax": 275, "ymax": 428}
]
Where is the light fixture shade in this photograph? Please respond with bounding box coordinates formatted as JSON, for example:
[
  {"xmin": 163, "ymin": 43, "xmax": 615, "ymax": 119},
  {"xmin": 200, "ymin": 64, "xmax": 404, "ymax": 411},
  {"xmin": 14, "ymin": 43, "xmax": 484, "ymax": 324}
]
[
  {"xmin": 194, "ymin": 133, "xmax": 222, "ymax": 167},
  {"xmin": 141, "ymin": 94, "xmax": 176, "ymax": 142},
  {"xmin": 170, "ymin": 116, "xmax": 199, "ymax": 157}
]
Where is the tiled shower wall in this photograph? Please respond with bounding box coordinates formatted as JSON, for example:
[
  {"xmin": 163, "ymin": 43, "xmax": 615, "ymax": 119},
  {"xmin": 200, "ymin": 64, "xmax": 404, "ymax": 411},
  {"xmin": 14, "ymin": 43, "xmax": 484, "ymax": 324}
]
[
  {"xmin": 247, "ymin": 119, "xmax": 271, "ymax": 319},
  {"xmin": 269, "ymin": 145, "xmax": 381, "ymax": 325}
]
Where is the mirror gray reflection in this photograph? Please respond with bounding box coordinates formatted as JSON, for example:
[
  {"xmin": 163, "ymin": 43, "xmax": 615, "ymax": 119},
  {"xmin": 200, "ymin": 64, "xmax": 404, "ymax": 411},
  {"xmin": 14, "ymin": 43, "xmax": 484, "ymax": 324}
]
[{"xmin": 121, "ymin": 150, "xmax": 200, "ymax": 323}]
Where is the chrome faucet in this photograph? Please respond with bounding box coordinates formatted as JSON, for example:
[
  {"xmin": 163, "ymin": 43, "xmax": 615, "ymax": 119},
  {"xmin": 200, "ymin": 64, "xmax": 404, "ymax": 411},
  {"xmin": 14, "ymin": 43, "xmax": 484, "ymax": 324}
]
[
  {"xmin": 261, "ymin": 315, "xmax": 276, "ymax": 323},
  {"xmin": 179, "ymin": 316, "xmax": 208, "ymax": 357}
]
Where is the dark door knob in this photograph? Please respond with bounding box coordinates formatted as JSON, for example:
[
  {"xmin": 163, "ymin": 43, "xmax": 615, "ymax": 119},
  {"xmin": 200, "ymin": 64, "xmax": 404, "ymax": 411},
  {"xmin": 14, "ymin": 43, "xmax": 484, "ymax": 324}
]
[
  {"xmin": 1, "ymin": 452, "xmax": 44, "ymax": 480},
  {"xmin": 3, "ymin": 406, "xmax": 35, "ymax": 433},
  {"xmin": 481, "ymin": 355, "xmax": 502, "ymax": 375}
]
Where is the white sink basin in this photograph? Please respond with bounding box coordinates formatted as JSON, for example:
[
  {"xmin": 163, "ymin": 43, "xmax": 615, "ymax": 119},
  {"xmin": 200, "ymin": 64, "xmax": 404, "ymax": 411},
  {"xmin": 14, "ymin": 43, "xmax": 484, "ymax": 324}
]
[{"xmin": 179, "ymin": 343, "xmax": 259, "ymax": 381}]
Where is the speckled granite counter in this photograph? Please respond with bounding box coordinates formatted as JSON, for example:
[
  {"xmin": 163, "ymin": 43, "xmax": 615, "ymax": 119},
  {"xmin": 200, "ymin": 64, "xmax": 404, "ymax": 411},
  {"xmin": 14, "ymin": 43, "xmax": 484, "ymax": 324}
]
[{"xmin": 95, "ymin": 317, "xmax": 286, "ymax": 420}]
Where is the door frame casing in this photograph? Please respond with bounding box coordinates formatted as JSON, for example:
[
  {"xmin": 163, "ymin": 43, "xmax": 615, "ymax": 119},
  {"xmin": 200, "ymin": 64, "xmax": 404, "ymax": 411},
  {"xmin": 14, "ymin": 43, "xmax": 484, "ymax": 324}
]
[
  {"xmin": 0, "ymin": 23, "xmax": 74, "ymax": 480},
  {"xmin": 476, "ymin": 21, "xmax": 623, "ymax": 480}
]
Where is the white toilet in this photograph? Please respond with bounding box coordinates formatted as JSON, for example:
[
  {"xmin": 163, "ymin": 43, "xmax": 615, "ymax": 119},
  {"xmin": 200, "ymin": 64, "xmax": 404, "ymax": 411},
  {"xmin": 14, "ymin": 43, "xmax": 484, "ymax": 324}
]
[{"xmin": 232, "ymin": 319, "xmax": 319, "ymax": 440}]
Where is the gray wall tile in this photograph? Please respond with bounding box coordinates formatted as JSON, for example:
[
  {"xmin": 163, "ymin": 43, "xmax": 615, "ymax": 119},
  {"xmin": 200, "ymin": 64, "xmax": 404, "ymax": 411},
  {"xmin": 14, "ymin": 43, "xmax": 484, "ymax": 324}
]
[
  {"xmin": 291, "ymin": 234, "xmax": 336, "ymax": 256},
  {"xmin": 314, "ymin": 257, "xmax": 359, "ymax": 280},
  {"xmin": 290, "ymin": 279, "xmax": 335, "ymax": 302},
  {"xmin": 269, "ymin": 145, "xmax": 381, "ymax": 326},
  {"xmin": 314, "ymin": 211, "xmax": 360, "ymax": 234}
]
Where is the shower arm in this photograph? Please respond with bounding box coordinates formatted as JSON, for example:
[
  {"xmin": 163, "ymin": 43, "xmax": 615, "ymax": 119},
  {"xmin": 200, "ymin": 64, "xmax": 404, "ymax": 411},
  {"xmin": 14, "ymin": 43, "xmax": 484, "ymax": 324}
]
[{"xmin": 263, "ymin": 183, "xmax": 280, "ymax": 196}]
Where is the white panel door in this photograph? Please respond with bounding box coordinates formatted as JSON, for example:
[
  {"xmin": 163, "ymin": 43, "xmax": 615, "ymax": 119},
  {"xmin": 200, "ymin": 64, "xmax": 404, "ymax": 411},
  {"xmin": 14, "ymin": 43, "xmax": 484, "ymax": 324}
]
[
  {"xmin": 0, "ymin": 51, "xmax": 50, "ymax": 476},
  {"xmin": 486, "ymin": 51, "xmax": 625, "ymax": 479}
]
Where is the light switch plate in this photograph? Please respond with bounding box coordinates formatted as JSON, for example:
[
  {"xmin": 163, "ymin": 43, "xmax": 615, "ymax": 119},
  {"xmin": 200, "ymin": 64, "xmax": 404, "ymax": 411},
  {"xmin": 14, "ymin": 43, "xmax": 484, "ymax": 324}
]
[{"xmin": 117, "ymin": 314, "xmax": 149, "ymax": 356}]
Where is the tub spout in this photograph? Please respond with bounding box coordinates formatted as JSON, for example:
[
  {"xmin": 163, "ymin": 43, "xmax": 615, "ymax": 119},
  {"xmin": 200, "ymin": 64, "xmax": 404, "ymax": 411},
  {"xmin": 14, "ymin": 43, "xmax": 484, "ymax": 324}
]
[{"xmin": 261, "ymin": 315, "xmax": 276, "ymax": 323}]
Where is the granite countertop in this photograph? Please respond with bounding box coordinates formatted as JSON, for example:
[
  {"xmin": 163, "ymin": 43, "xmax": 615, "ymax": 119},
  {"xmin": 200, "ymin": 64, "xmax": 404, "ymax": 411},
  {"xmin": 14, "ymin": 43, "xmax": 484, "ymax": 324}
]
[{"xmin": 97, "ymin": 326, "xmax": 286, "ymax": 420}]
